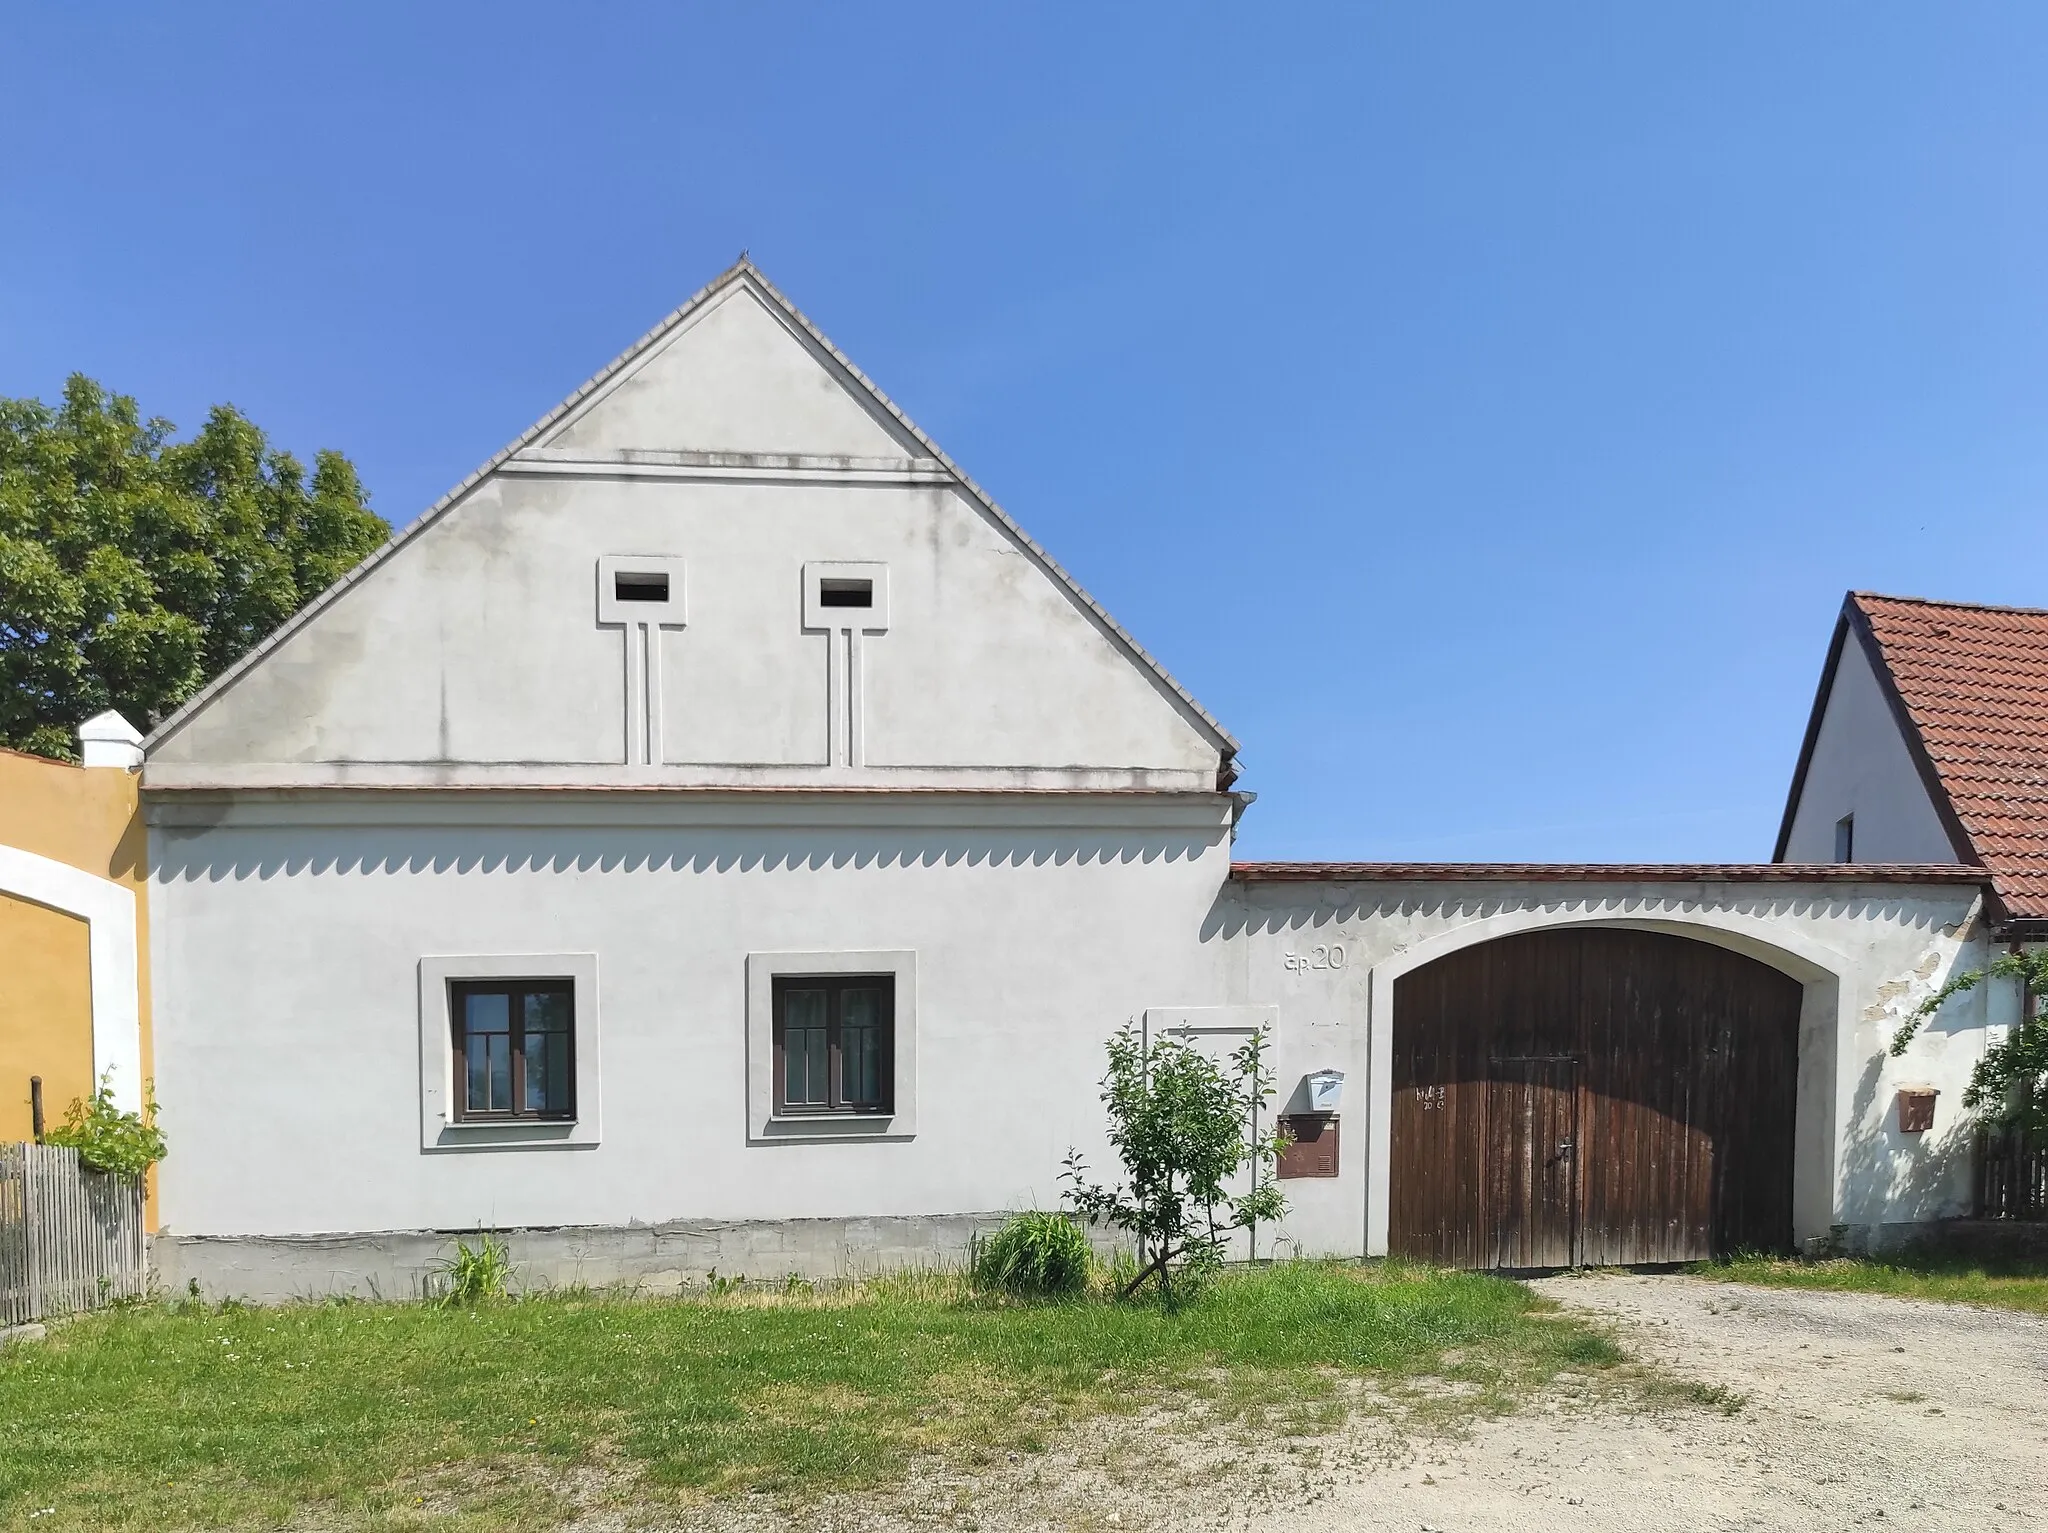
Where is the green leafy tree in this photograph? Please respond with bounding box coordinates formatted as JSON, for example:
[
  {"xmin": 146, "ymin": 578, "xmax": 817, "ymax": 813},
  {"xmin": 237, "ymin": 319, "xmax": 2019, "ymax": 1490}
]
[
  {"xmin": 1891, "ymin": 947, "xmax": 2048, "ymax": 1135},
  {"xmin": 1062, "ymin": 1024, "xmax": 1286, "ymax": 1302},
  {"xmin": 0, "ymin": 374, "xmax": 387, "ymax": 758}
]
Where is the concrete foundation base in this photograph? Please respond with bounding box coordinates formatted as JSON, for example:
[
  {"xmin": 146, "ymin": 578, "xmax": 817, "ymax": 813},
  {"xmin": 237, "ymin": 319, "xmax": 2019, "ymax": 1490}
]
[
  {"xmin": 1813, "ymin": 1218, "xmax": 2046, "ymax": 1260},
  {"xmin": 1833, "ymin": 1217, "xmax": 2048, "ymax": 1263},
  {"xmin": 151, "ymin": 1214, "xmax": 1020, "ymax": 1303}
]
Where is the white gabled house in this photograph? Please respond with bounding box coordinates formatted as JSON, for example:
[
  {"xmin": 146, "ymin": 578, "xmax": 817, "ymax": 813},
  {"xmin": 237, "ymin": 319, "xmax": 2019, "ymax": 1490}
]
[
  {"xmin": 1776, "ymin": 589, "xmax": 2048, "ymax": 935},
  {"xmin": 142, "ymin": 263, "xmax": 2006, "ymax": 1297}
]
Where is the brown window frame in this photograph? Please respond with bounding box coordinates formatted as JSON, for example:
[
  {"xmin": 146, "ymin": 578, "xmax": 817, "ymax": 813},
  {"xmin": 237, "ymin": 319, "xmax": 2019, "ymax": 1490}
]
[
  {"xmin": 449, "ymin": 979, "xmax": 577, "ymax": 1122},
  {"xmin": 771, "ymin": 974, "xmax": 895, "ymax": 1116}
]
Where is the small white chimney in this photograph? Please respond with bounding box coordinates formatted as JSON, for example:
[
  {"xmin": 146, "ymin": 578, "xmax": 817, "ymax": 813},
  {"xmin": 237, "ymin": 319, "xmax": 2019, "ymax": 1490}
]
[{"xmin": 77, "ymin": 710, "xmax": 143, "ymax": 769}]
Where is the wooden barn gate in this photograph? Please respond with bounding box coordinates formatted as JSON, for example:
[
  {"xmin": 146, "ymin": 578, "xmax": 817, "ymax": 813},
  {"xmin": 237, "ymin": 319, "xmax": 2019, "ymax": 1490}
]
[
  {"xmin": 0, "ymin": 1142, "xmax": 148, "ymax": 1325},
  {"xmin": 1390, "ymin": 928, "xmax": 1802, "ymax": 1269}
]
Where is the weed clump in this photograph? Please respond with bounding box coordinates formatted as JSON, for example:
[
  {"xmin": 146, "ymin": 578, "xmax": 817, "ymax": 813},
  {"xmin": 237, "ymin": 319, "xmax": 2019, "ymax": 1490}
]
[
  {"xmin": 972, "ymin": 1211, "xmax": 1093, "ymax": 1299},
  {"xmin": 430, "ymin": 1232, "xmax": 514, "ymax": 1307}
]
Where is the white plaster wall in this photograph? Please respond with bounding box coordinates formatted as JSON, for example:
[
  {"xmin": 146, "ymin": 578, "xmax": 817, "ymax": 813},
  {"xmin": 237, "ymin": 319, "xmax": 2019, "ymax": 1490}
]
[
  {"xmin": 148, "ymin": 794, "xmax": 1237, "ymax": 1239},
  {"xmin": 1206, "ymin": 878, "xmax": 1993, "ymax": 1252},
  {"xmin": 151, "ymin": 795, "xmax": 1990, "ymax": 1257},
  {"xmin": 1783, "ymin": 632, "xmax": 1960, "ymax": 864}
]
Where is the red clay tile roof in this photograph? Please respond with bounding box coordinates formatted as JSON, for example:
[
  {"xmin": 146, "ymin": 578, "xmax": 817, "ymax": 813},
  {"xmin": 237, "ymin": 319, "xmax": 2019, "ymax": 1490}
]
[{"xmin": 1851, "ymin": 592, "xmax": 2048, "ymax": 921}]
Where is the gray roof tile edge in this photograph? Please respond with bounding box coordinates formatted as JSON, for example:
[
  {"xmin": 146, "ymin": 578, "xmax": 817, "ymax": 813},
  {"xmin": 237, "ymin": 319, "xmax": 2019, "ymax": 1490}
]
[{"xmin": 145, "ymin": 260, "xmax": 1239, "ymax": 759}]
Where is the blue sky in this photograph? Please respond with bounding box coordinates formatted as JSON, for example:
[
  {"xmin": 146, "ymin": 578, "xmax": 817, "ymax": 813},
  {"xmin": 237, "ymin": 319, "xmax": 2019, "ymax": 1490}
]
[{"xmin": 5, "ymin": 5, "xmax": 2045, "ymax": 861}]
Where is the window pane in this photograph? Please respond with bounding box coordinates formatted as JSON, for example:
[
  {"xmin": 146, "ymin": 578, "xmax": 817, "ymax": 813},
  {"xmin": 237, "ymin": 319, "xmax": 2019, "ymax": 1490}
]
[
  {"xmin": 842, "ymin": 987, "xmax": 883, "ymax": 1030},
  {"xmin": 785, "ymin": 988, "xmax": 827, "ymax": 1030},
  {"xmin": 524, "ymin": 989, "xmax": 571, "ymax": 1033},
  {"xmin": 545, "ymin": 1031, "xmax": 570, "ymax": 1112},
  {"xmin": 847, "ymin": 1021, "xmax": 879, "ymax": 1105},
  {"xmin": 523, "ymin": 1028, "xmax": 549, "ymax": 1112},
  {"xmin": 806, "ymin": 1026, "xmax": 828, "ymax": 1106},
  {"xmin": 842, "ymin": 987, "xmax": 885, "ymax": 1107},
  {"xmin": 465, "ymin": 991, "xmax": 511, "ymax": 1034},
  {"xmin": 466, "ymin": 1033, "xmax": 490, "ymax": 1112},
  {"xmin": 782, "ymin": 988, "xmax": 828, "ymax": 1107},
  {"xmin": 461, "ymin": 991, "xmax": 513, "ymax": 1114},
  {"xmin": 784, "ymin": 1025, "xmax": 829, "ymax": 1106},
  {"xmin": 520, "ymin": 988, "xmax": 572, "ymax": 1116},
  {"xmin": 488, "ymin": 1032, "xmax": 511, "ymax": 1112}
]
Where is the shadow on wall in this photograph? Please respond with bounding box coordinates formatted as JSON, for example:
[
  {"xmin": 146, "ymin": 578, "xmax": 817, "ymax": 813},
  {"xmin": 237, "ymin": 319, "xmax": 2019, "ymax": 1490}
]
[
  {"xmin": 148, "ymin": 825, "xmax": 1224, "ymax": 884},
  {"xmin": 1835, "ymin": 1050, "xmax": 1976, "ymax": 1241},
  {"xmin": 1197, "ymin": 882, "xmax": 1962, "ymax": 945}
]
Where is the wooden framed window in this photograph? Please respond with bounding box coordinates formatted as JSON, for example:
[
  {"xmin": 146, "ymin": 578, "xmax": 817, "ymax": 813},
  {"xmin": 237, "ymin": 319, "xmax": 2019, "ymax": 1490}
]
[
  {"xmin": 772, "ymin": 975, "xmax": 894, "ymax": 1115},
  {"xmin": 449, "ymin": 980, "xmax": 576, "ymax": 1121}
]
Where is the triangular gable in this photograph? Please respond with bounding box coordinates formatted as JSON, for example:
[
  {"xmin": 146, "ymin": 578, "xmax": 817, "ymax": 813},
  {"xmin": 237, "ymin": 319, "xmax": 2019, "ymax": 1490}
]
[
  {"xmin": 145, "ymin": 260, "xmax": 1239, "ymax": 762},
  {"xmin": 1774, "ymin": 596, "xmax": 1975, "ymax": 864},
  {"xmin": 539, "ymin": 280, "xmax": 920, "ymax": 459}
]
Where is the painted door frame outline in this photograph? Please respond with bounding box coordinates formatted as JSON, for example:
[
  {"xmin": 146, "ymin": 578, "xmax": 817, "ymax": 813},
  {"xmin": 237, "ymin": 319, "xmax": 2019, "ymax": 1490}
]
[
  {"xmin": 0, "ymin": 844, "xmax": 142, "ymax": 1113},
  {"xmin": 1362, "ymin": 906, "xmax": 1847, "ymax": 1259}
]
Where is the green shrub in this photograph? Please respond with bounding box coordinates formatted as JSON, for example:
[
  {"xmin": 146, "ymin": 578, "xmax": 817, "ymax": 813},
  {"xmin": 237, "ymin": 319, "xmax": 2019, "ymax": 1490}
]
[
  {"xmin": 972, "ymin": 1211, "xmax": 1092, "ymax": 1298},
  {"xmin": 430, "ymin": 1233, "xmax": 514, "ymax": 1307},
  {"xmin": 43, "ymin": 1071, "xmax": 167, "ymax": 1177}
]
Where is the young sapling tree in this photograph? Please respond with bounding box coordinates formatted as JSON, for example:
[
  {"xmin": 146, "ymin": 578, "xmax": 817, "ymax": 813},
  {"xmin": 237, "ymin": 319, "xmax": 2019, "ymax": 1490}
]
[{"xmin": 1061, "ymin": 1022, "xmax": 1286, "ymax": 1301}]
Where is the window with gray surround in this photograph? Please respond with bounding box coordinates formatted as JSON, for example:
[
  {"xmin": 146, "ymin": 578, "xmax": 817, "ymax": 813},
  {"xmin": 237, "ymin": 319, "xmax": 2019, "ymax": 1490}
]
[
  {"xmin": 419, "ymin": 953, "xmax": 600, "ymax": 1151},
  {"xmin": 747, "ymin": 950, "xmax": 917, "ymax": 1142},
  {"xmin": 772, "ymin": 974, "xmax": 894, "ymax": 1115},
  {"xmin": 450, "ymin": 979, "xmax": 575, "ymax": 1121}
]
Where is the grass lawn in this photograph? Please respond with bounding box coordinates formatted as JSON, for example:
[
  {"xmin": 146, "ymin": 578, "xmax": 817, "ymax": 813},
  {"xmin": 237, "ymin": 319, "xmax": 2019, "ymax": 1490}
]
[
  {"xmin": 1700, "ymin": 1251, "xmax": 2048, "ymax": 1316},
  {"xmin": 0, "ymin": 1261, "xmax": 1622, "ymax": 1532}
]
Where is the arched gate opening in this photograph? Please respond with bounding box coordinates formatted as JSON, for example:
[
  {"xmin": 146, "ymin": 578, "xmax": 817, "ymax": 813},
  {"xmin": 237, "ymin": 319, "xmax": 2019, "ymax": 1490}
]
[{"xmin": 1389, "ymin": 927, "xmax": 1802, "ymax": 1269}]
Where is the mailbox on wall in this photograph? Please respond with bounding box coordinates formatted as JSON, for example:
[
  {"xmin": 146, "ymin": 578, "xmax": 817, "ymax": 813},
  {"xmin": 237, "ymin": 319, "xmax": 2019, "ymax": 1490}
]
[{"xmin": 1305, "ymin": 1069, "xmax": 1345, "ymax": 1114}]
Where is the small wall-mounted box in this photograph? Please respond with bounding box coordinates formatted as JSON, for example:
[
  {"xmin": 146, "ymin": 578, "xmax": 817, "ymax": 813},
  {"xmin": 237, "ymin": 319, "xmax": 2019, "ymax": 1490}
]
[
  {"xmin": 1896, "ymin": 1086, "xmax": 1939, "ymax": 1135},
  {"xmin": 1304, "ymin": 1069, "xmax": 1345, "ymax": 1114},
  {"xmin": 1277, "ymin": 1113, "xmax": 1338, "ymax": 1178}
]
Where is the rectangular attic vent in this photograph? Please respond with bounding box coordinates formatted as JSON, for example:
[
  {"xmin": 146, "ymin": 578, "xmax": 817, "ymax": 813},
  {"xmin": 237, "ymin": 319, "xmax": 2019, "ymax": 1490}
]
[
  {"xmin": 818, "ymin": 578, "xmax": 874, "ymax": 608},
  {"xmin": 614, "ymin": 571, "xmax": 671, "ymax": 603}
]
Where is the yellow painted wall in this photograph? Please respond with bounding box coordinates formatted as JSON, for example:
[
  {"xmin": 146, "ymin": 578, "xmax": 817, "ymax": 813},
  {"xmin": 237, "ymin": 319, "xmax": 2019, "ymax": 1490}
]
[
  {"xmin": 0, "ymin": 745, "xmax": 152, "ymax": 1218},
  {"xmin": 0, "ymin": 894, "xmax": 93, "ymax": 1139}
]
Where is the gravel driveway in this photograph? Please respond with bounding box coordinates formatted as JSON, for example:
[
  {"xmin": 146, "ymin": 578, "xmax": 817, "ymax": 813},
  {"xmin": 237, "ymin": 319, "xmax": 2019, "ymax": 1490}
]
[{"xmin": 1268, "ymin": 1272, "xmax": 2048, "ymax": 1533}]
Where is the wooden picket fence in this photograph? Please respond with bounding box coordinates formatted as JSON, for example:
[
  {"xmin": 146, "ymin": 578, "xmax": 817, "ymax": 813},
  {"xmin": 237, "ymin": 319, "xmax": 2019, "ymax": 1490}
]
[
  {"xmin": 0, "ymin": 1142, "xmax": 148, "ymax": 1326},
  {"xmin": 1974, "ymin": 1125, "xmax": 2048, "ymax": 1221}
]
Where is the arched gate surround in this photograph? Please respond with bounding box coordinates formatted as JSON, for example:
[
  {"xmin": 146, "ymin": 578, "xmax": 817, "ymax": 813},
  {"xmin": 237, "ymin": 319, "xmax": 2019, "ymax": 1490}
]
[
  {"xmin": 0, "ymin": 843, "xmax": 144, "ymax": 1113},
  {"xmin": 1362, "ymin": 906, "xmax": 1845, "ymax": 1259}
]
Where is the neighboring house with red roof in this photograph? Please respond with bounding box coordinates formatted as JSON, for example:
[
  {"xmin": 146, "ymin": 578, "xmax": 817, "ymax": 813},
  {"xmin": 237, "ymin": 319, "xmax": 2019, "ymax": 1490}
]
[{"xmin": 1777, "ymin": 592, "xmax": 2048, "ymax": 939}]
